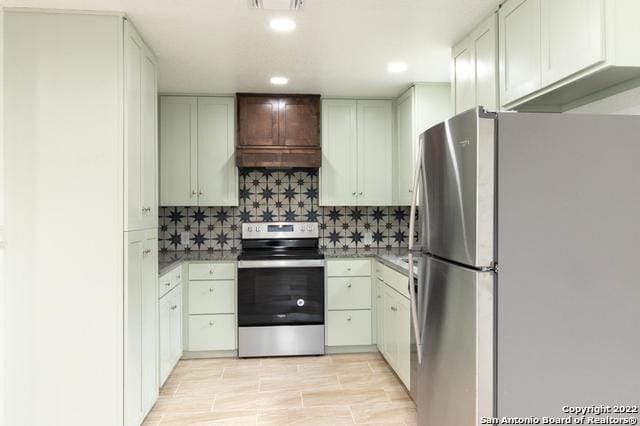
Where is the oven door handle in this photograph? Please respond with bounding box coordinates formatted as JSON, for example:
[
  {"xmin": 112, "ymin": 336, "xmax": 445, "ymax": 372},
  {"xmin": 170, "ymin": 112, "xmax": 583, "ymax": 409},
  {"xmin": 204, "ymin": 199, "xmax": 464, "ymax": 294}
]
[{"xmin": 237, "ymin": 259, "xmax": 325, "ymax": 269}]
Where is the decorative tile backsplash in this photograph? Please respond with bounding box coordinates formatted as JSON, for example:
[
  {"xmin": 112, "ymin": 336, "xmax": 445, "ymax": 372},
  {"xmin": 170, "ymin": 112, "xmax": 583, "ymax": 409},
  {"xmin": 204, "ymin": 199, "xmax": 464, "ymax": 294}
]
[{"xmin": 159, "ymin": 168, "xmax": 411, "ymax": 253}]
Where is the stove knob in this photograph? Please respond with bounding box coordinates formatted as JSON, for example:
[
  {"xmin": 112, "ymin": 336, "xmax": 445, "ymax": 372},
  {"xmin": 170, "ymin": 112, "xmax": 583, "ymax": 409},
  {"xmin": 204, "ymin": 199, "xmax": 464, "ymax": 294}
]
[
  {"xmin": 307, "ymin": 224, "xmax": 313, "ymax": 231},
  {"xmin": 256, "ymin": 226, "xmax": 262, "ymax": 233},
  {"xmin": 247, "ymin": 226, "xmax": 253, "ymax": 232}
]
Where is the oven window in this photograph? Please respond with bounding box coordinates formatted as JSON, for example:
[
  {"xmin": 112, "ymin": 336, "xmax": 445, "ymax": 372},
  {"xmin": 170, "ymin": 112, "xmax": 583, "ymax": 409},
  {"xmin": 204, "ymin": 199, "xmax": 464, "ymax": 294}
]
[{"xmin": 238, "ymin": 267, "xmax": 324, "ymax": 326}]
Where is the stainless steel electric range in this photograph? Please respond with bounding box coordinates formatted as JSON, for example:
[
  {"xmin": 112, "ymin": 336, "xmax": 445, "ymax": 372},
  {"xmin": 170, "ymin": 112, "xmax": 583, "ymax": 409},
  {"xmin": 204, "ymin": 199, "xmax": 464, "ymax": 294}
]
[{"xmin": 237, "ymin": 222, "xmax": 325, "ymax": 358}]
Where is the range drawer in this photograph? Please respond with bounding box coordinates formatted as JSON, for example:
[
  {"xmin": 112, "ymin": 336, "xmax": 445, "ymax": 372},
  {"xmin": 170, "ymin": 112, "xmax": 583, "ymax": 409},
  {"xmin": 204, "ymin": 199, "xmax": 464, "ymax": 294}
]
[
  {"xmin": 326, "ymin": 310, "xmax": 372, "ymax": 346},
  {"xmin": 159, "ymin": 265, "xmax": 182, "ymax": 298},
  {"xmin": 189, "ymin": 262, "xmax": 235, "ymax": 281},
  {"xmin": 188, "ymin": 314, "xmax": 236, "ymax": 351},
  {"xmin": 327, "ymin": 259, "xmax": 371, "ymax": 277},
  {"xmin": 327, "ymin": 277, "xmax": 372, "ymax": 310},
  {"xmin": 188, "ymin": 280, "xmax": 235, "ymax": 314}
]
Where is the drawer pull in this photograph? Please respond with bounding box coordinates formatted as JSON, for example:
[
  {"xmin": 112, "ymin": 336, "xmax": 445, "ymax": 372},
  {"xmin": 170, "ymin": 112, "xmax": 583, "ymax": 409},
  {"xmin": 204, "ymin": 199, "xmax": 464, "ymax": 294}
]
[
  {"xmin": 170, "ymin": 305, "xmax": 177, "ymax": 310},
  {"xmin": 209, "ymin": 321, "xmax": 215, "ymax": 326}
]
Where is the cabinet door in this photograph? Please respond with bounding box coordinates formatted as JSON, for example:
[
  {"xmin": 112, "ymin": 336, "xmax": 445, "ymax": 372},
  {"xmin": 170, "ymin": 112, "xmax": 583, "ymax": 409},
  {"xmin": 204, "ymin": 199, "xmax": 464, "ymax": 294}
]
[
  {"xmin": 237, "ymin": 95, "xmax": 279, "ymax": 146},
  {"xmin": 473, "ymin": 14, "xmax": 499, "ymax": 112},
  {"xmin": 124, "ymin": 232, "xmax": 143, "ymax": 426},
  {"xmin": 356, "ymin": 100, "xmax": 393, "ymax": 205},
  {"xmin": 140, "ymin": 47, "xmax": 158, "ymax": 227},
  {"xmin": 124, "ymin": 23, "xmax": 144, "ymax": 231},
  {"xmin": 382, "ymin": 286, "xmax": 398, "ymax": 367},
  {"xmin": 395, "ymin": 295, "xmax": 411, "ymax": 388},
  {"xmin": 160, "ymin": 96, "xmax": 198, "ymax": 206},
  {"xmin": 396, "ymin": 89, "xmax": 414, "ymax": 205},
  {"xmin": 499, "ymin": 0, "xmax": 542, "ymax": 106},
  {"xmin": 279, "ymin": 96, "xmax": 321, "ymax": 147},
  {"xmin": 452, "ymin": 41, "xmax": 475, "ymax": 114},
  {"xmin": 320, "ymin": 100, "xmax": 357, "ymax": 206},
  {"xmin": 159, "ymin": 292, "xmax": 172, "ymax": 386},
  {"xmin": 196, "ymin": 97, "xmax": 238, "ymax": 206},
  {"xmin": 375, "ymin": 278, "xmax": 385, "ymax": 352},
  {"xmin": 140, "ymin": 232, "xmax": 158, "ymax": 414},
  {"xmin": 170, "ymin": 285, "xmax": 183, "ymax": 365},
  {"xmin": 540, "ymin": 0, "xmax": 604, "ymax": 86}
]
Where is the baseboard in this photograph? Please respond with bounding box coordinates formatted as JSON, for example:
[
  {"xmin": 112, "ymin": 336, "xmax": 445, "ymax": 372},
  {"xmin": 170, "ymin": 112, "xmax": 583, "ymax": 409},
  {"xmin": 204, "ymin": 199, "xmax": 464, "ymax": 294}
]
[
  {"xmin": 181, "ymin": 350, "xmax": 238, "ymax": 359},
  {"xmin": 325, "ymin": 345, "xmax": 379, "ymax": 354}
]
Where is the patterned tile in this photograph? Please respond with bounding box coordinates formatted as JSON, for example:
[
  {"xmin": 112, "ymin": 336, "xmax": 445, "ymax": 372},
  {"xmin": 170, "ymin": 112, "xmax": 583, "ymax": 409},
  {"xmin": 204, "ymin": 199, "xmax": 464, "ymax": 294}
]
[{"xmin": 159, "ymin": 168, "xmax": 412, "ymax": 252}]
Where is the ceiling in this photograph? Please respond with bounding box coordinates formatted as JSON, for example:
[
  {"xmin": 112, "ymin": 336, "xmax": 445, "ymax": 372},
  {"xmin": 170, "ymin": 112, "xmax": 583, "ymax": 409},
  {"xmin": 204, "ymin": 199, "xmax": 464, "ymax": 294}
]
[{"xmin": 4, "ymin": 0, "xmax": 501, "ymax": 97}]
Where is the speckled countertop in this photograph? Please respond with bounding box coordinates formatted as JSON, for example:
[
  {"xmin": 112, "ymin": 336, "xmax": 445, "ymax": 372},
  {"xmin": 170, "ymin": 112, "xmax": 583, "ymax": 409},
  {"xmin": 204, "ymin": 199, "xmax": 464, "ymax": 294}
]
[
  {"xmin": 159, "ymin": 250, "xmax": 239, "ymax": 276},
  {"xmin": 159, "ymin": 247, "xmax": 415, "ymax": 277}
]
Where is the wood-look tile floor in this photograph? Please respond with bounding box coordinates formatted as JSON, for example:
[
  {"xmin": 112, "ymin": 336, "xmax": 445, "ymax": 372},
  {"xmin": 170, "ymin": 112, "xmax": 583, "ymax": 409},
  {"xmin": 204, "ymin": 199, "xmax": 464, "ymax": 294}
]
[{"xmin": 144, "ymin": 352, "xmax": 416, "ymax": 425}]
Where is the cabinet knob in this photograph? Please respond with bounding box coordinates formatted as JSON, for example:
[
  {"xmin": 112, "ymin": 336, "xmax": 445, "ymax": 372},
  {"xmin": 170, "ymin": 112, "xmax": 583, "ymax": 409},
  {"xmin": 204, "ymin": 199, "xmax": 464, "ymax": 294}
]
[
  {"xmin": 408, "ymin": 189, "xmax": 413, "ymax": 193},
  {"xmin": 377, "ymin": 295, "xmax": 381, "ymax": 299},
  {"xmin": 176, "ymin": 275, "xmax": 181, "ymax": 280},
  {"xmin": 209, "ymin": 321, "xmax": 215, "ymax": 326},
  {"xmin": 164, "ymin": 282, "xmax": 171, "ymax": 287},
  {"xmin": 391, "ymin": 306, "xmax": 398, "ymax": 312},
  {"xmin": 209, "ymin": 269, "xmax": 214, "ymax": 275},
  {"xmin": 209, "ymin": 287, "xmax": 214, "ymax": 292},
  {"xmin": 170, "ymin": 305, "xmax": 177, "ymax": 310},
  {"xmin": 347, "ymin": 317, "xmax": 352, "ymax": 322},
  {"xmin": 352, "ymin": 192, "xmax": 356, "ymax": 195},
  {"xmin": 347, "ymin": 283, "xmax": 352, "ymax": 289},
  {"xmin": 359, "ymin": 192, "xmax": 363, "ymax": 196},
  {"xmin": 346, "ymin": 268, "xmax": 351, "ymax": 272},
  {"xmin": 143, "ymin": 249, "xmax": 151, "ymax": 255},
  {"xmin": 198, "ymin": 191, "xmax": 203, "ymax": 196}
]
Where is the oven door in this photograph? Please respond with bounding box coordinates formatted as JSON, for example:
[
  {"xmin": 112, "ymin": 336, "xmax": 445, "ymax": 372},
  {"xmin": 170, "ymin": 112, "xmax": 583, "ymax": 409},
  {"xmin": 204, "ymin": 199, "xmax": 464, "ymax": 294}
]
[{"xmin": 237, "ymin": 259, "xmax": 325, "ymax": 327}]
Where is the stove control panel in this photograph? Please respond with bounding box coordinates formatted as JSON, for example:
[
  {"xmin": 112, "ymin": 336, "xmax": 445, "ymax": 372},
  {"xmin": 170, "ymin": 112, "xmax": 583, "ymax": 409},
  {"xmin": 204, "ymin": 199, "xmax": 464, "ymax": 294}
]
[{"xmin": 242, "ymin": 222, "xmax": 319, "ymax": 239}]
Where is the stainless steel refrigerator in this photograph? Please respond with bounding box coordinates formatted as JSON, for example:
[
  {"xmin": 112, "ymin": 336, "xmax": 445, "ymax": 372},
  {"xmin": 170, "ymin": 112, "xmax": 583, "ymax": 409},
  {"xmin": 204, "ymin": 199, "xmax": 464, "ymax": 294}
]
[{"xmin": 407, "ymin": 108, "xmax": 640, "ymax": 425}]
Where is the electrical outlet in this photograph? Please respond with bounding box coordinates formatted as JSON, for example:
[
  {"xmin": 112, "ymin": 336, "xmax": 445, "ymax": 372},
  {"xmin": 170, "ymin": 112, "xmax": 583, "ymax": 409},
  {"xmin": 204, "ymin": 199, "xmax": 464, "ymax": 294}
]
[
  {"xmin": 181, "ymin": 231, "xmax": 190, "ymax": 247},
  {"xmin": 363, "ymin": 231, "xmax": 373, "ymax": 246}
]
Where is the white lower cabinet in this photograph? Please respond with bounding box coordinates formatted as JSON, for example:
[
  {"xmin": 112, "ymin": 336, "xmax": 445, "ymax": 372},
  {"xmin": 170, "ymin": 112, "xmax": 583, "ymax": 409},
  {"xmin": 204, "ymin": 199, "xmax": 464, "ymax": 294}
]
[
  {"xmin": 159, "ymin": 283, "xmax": 183, "ymax": 386},
  {"xmin": 124, "ymin": 229, "xmax": 158, "ymax": 426},
  {"xmin": 186, "ymin": 262, "xmax": 237, "ymax": 352},
  {"xmin": 325, "ymin": 259, "xmax": 373, "ymax": 347},
  {"xmin": 326, "ymin": 310, "xmax": 372, "ymax": 346},
  {"xmin": 189, "ymin": 314, "xmax": 236, "ymax": 351},
  {"xmin": 376, "ymin": 261, "xmax": 411, "ymax": 389}
]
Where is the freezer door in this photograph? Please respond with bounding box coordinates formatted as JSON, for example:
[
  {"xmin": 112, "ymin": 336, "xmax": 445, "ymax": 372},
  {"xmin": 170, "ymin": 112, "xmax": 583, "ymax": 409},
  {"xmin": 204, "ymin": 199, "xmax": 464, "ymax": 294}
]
[
  {"xmin": 417, "ymin": 255, "xmax": 494, "ymax": 426},
  {"xmin": 420, "ymin": 108, "xmax": 495, "ymax": 268}
]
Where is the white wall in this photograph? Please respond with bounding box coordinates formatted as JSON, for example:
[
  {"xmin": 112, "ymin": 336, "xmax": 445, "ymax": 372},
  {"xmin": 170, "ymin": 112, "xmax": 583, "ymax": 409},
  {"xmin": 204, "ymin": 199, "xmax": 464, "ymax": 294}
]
[
  {"xmin": 4, "ymin": 11, "xmax": 124, "ymax": 425},
  {"xmin": 568, "ymin": 86, "xmax": 640, "ymax": 115}
]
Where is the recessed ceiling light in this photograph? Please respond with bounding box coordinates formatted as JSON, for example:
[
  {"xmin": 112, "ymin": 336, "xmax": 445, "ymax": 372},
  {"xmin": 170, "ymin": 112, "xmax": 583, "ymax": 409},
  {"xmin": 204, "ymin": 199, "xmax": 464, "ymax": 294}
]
[
  {"xmin": 270, "ymin": 76, "xmax": 289, "ymax": 85},
  {"xmin": 387, "ymin": 62, "xmax": 408, "ymax": 73},
  {"xmin": 270, "ymin": 18, "xmax": 296, "ymax": 32}
]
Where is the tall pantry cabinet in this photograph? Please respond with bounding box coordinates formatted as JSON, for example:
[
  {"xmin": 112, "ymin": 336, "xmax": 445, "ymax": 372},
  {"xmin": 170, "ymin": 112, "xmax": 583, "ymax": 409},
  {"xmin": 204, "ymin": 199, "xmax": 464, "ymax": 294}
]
[{"xmin": 4, "ymin": 10, "xmax": 158, "ymax": 426}]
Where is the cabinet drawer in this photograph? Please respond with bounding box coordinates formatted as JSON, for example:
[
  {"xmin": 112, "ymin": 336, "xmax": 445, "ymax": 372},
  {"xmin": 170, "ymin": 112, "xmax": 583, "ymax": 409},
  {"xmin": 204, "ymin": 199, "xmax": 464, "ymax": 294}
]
[
  {"xmin": 159, "ymin": 266, "xmax": 182, "ymax": 298},
  {"xmin": 326, "ymin": 310, "xmax": 372, "ymax": 346},
  {"xmin": 375, "ymin": 262, "xmax": 410, "ymax": 298},
  {"xmin": 327, "ymin": 277, "xmax": 371, "ymax": 310},
  {"xmin": 327, "ymin": 259, "xmax": 371, "ymax": 277},
  {"xmin": 189, "ymin": 262, "xmax": 235, "ymax": 281},
  {"xmin": 188, "ymin": 280, "xmax": 235, "ymax": 314},
  {"xmin": 188, "ymin": 314, "xmax": 236, "ymax": 351}
]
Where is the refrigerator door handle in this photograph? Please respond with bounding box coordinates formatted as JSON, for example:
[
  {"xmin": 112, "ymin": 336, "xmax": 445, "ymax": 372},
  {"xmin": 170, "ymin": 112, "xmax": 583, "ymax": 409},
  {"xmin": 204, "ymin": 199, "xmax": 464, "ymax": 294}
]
[{"xmin": 408, "ymin": 136, "xmax": 424, "ymax": 365}]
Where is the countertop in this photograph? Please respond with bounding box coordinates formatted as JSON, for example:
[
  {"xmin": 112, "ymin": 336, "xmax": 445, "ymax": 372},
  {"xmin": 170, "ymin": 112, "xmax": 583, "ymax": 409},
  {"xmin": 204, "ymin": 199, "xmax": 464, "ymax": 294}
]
[{"xmin": 159, "ymin": 247, "xmax": 415, "ymax": 277}]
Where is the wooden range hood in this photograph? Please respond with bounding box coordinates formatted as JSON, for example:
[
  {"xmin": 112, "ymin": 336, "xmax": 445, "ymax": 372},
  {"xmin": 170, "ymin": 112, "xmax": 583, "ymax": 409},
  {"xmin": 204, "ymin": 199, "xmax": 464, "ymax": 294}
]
[{"xmin": 236, "ymin": 93, "xmax": 321, "ymax": 168}]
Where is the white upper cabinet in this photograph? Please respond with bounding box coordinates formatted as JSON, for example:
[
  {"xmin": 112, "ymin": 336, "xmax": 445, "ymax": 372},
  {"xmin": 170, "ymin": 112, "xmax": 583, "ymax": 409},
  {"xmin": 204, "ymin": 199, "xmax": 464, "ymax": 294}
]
[
  {"xmin": 499, "ymin": 0, "xmax": 542, "ymax": 106},
  {"xmin": 356, "ymin": 100, "xmax": 393, "ymax": 205},
  {"xmin": 197, "ymin": 97, "xmax": 238, "ymax": 206},
  {"xmin": 497, "ymin": 0, "xmax": 640, "ymax": 110},
  {"xmin": 160, "ymin": 96, "xmax": 238, "ymax": 206},
  {"xmin": 160, "ymin": 97, "xmax": 197, "ymax": 205},
  {"xmin": 395, "ymin": 84, "xmax": 451, "ymax": 205},
  {"xmin": 452, "ymin": 46, "xmax": 475, "ymax": 113},
  {"xmin": 320, "ymin": 99, "xmax": 393, "ymax": 206},
  {"xmin": 125, "ymin": 21, "xmax": 157, "ymax": 231},
  {"xmin": 452, "ymin": 14, "xmax": 498, "ymax": 114},
  {"xmin": 540, "ymin": 0, "xmax": 605, "ymax": 85},
  {"xmin": 320, "ymin": 100, "xmax": 358, "ymax": 206}
]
